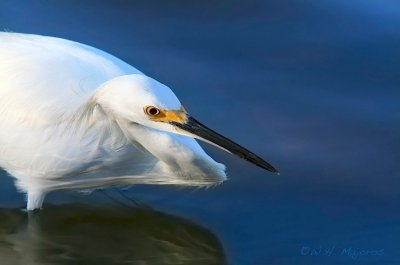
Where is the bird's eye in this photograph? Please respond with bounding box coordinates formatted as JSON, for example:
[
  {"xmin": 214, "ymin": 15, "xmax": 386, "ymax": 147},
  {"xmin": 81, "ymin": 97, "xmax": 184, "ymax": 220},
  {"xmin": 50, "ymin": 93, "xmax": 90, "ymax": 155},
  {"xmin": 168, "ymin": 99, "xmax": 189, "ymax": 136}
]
[{"xmin": 145, "ymin": 106, "xmax": 160, "ymax": 116}]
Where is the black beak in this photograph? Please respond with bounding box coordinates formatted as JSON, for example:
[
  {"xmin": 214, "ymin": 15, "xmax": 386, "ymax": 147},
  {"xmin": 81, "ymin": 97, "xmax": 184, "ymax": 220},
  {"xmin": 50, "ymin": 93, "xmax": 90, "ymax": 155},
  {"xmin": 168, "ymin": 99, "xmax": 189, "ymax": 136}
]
[{"xmin": 171, "ymin": 117, "xmax": 279, "ymax": 174}]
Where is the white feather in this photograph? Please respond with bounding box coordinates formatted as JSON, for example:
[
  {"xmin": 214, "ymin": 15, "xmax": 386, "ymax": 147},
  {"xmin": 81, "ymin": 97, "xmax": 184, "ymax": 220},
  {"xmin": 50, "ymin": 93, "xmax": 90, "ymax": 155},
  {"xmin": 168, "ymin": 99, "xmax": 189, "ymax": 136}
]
[{"xmin": 0, "ymin": 32, "xmax": 227, "ymax": 210}]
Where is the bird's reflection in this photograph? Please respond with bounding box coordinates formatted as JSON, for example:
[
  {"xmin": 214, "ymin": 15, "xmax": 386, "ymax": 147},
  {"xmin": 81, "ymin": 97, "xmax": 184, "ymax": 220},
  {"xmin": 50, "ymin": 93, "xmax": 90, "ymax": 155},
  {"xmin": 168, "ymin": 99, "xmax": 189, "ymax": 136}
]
[{"xmin": 0, "ymin": 204, "xmax": 227, "ymax": 265}]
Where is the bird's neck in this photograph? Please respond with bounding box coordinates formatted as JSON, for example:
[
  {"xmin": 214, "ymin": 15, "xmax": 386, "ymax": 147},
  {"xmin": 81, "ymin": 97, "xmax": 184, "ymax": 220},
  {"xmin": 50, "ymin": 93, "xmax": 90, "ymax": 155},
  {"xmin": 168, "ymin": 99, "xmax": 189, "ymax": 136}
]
[{"xmin": 120, "ymin": 121, "xmax": 227, "ymax": 184}]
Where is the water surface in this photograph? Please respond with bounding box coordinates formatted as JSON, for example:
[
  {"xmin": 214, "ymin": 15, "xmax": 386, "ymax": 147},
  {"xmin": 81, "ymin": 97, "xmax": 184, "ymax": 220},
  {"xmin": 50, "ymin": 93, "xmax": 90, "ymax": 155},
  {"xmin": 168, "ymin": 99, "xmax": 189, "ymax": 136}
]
[{"xmin": 0, "ymin": 1, "xmax": 399, "ymax": 264}]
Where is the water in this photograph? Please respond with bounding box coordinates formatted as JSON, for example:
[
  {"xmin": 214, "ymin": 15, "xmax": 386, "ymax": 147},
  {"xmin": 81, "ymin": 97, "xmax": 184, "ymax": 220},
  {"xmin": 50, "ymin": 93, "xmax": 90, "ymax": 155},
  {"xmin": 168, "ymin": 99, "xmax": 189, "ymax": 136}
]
[
  {"xmin": 0, "ymin": 1, "xmax": 399, "ymax": 264},
  {"xmin": 0, "ymin": 203, "xmax": 227, "ymax": 265}
]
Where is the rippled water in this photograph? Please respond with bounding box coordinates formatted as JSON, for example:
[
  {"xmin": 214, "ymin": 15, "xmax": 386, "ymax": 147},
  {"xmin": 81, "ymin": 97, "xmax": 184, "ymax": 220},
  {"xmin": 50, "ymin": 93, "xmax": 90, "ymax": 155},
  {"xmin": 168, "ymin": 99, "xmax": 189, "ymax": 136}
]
[{"xmin": 0, "ymin": 1, "xmax": 399, "ymax": 264}]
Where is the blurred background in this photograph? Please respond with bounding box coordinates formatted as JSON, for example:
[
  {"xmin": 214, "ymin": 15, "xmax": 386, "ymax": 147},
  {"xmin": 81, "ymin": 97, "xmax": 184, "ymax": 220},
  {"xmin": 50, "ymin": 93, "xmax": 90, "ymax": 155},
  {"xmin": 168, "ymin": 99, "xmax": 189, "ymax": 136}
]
[{"xmin": 0, "ymin": 1, "xmax": 399, "ymax": 264}]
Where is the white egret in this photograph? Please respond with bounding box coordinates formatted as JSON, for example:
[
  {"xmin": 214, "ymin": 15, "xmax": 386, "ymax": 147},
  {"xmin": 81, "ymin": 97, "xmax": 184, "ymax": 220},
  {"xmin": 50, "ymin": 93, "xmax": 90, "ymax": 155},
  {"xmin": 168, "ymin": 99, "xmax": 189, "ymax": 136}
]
[{"xmin": 0, "ymin": 32, "xmax": 278, "ymax": 210}]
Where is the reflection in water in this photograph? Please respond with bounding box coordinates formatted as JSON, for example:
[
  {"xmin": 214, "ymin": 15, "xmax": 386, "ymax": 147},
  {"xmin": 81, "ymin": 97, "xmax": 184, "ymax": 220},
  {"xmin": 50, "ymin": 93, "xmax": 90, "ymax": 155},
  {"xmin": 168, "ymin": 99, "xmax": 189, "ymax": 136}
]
[{"xmin": 0, "ymin": 204, "xmax": 227, "ymax": 265}]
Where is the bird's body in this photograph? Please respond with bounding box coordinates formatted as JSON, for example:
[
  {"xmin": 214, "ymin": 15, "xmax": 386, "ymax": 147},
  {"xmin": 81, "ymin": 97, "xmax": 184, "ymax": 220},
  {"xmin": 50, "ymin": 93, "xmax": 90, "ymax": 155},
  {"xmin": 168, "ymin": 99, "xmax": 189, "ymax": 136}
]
[
  {"xmin": 0, "ymin": 33, "xmax": 146, "ymax": 208},
  {"xmin": 0, "ymin": 32, "xmax": 277, "ymax": 210}
]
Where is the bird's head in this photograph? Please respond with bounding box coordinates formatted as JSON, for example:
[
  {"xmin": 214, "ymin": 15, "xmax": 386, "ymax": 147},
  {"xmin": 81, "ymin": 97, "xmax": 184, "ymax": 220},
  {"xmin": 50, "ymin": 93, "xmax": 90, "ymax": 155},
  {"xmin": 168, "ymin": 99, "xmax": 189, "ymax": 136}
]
[{"xmin": 95, "ymin": 74, "xmax": 278, "ymax": 180}]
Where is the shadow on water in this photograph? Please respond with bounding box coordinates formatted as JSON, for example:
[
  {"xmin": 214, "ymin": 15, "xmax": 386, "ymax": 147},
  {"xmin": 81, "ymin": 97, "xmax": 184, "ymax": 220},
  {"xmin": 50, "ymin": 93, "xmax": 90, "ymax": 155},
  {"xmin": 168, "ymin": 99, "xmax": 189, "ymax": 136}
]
[{"xmin": 0, "ymin": 204, "xmax": 227, "ymax": 265}]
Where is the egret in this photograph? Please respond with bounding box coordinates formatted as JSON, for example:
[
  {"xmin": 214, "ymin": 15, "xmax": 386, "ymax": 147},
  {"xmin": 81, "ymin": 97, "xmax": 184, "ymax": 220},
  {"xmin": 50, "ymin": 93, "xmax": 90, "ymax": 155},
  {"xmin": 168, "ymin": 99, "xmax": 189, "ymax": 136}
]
[{"xmin": 0, "ymin": 32, "xmax": 278, "ymax": 211}]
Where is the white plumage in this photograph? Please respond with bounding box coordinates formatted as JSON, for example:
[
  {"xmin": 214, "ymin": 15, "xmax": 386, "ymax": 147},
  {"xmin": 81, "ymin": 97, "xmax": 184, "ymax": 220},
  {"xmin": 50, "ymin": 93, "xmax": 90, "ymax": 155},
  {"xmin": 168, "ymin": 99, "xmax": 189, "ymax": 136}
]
[{"xmin": 0, "ymin": 32, "xmax": 277, "ymax": 210}]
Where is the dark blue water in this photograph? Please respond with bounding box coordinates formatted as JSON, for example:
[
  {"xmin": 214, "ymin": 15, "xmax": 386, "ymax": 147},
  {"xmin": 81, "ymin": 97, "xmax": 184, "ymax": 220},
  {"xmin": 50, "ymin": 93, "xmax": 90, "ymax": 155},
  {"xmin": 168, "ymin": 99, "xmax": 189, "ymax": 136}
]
[{"xmin": 0, "ymin": 1, "xmax": 399, "ymax": 264}]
